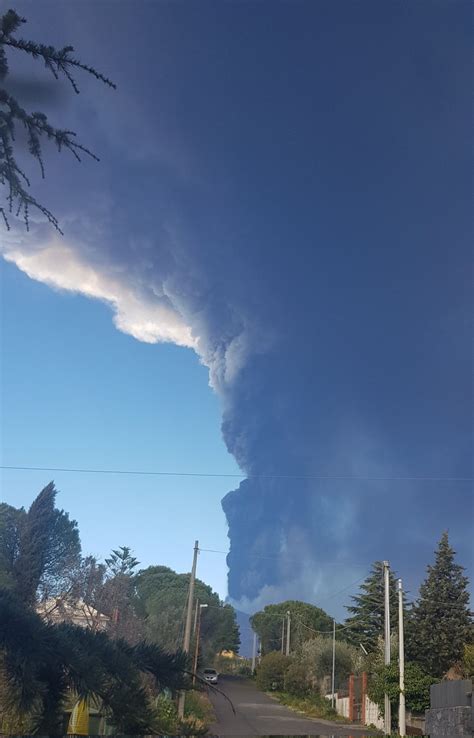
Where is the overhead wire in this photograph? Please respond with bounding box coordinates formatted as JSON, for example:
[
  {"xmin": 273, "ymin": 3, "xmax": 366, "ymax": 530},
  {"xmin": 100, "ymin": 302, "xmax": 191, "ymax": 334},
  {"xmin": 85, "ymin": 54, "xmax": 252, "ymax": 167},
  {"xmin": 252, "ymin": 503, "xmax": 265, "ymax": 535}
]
[
  {"xmin": 1, "ymin": 464, "xmax": 471, "ymax": 483},
  {"xmin": 200, "ymin": 547, "xmax": 369, "ymax": 569}
]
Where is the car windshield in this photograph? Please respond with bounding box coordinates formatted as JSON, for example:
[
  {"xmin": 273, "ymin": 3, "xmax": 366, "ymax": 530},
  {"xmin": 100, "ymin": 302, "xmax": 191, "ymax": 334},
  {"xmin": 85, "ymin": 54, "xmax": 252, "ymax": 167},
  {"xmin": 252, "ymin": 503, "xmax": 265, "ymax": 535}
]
[{"xmin": 203, "ymin": 669, "xmax": 216, "ymax": 674}]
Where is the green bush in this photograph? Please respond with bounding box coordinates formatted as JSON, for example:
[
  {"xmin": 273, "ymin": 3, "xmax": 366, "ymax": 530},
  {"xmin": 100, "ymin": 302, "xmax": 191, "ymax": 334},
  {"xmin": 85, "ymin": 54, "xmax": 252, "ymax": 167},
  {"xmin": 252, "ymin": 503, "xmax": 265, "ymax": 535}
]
[
  {"xmin": 183, "ymin": 690, "xmax": 214, "ymax": 723},
  {"xmin": 284, "ymin": 661, "xmax": 311, "ymax": 696},
  {"xmin": 462, "ymin": 644, "xmax": 474, "ymax": 678},
  {"xmin": 255, "ymin": 651, "xmax": 290, "ymax": 691},
  {"xmin": 298, "ymin": 636, "xmax": 356, "ymax": 688},
  {"xmin": 154, "ymin": 694, "xmax": 178, "ymax": 734},
  {"xmin": 368, "ymin": 661, "xmax": 436, "ymax": 715},
  {"xmin": 274, "ymin": 691, "xmax": 340, "ymax": 721},
  {"xmin": 237, "ymin": 663, "xmax": 253, "ymax": 677}
]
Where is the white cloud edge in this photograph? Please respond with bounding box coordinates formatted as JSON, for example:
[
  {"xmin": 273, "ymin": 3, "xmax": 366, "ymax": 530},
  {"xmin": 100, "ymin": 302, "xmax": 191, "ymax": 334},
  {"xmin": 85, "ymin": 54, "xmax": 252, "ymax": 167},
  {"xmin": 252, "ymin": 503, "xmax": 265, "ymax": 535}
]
[{"xmin": 2, "ymin": 237, "xmax": 198, "ymax": 350}]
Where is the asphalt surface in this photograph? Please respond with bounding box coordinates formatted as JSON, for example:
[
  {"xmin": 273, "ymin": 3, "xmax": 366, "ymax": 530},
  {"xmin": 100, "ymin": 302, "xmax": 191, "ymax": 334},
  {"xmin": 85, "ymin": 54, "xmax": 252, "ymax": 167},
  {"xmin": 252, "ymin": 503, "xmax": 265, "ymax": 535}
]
[{"xmin": 207, "ymin": 676, "xmax": 379, "ymax": 736}]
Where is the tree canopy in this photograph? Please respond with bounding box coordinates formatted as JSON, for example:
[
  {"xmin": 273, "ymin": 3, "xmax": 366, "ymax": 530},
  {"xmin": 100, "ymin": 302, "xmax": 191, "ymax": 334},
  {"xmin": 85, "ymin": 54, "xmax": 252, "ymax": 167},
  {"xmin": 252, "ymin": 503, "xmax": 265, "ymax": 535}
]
[
  {"xmin": 135, "ymin": 565, "xmax": 240, "ymax": 663},
  {"xmin": 250, "ymin": 600, "xmax": 333, "ymax": 655}
]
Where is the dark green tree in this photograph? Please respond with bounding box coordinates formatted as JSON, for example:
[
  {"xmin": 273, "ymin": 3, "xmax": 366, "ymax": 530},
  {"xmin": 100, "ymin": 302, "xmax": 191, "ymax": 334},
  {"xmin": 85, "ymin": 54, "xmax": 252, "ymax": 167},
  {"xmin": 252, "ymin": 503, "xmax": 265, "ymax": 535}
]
[
  {"xmin": 210, "ymin": 603, "xmax": 241, "ymax": 657},
  {"xmin": 135, "ymin": 566, "xmax": 240, "ymax": 660},
  {"xmin": 101, "ymin": 546, "xmax": 142, "ymax": 642},
  {"xmin": 0, "ymin": 8, "xmax": 115, "ymax": 231},
  {"xmin": 1, "ymin": 482, "xmax": 81, "ymax": 606},
  {"xmin": 344, "ymin": 561, "xmax": 400, "ymax": 653},
  {"xmin": 407, "ymin": 532, "xmax": 472, "ymax": 677},
  {"xmin": 250, "ymin": 600, "xmax": 333, "ymax": 655},
  {"xmin": 0, "ymin": 502, "xmax": 24, "ymax": 590},
  {"xmin": 105, "ymin": 546, "xmax": 140, "ymax": 576}
]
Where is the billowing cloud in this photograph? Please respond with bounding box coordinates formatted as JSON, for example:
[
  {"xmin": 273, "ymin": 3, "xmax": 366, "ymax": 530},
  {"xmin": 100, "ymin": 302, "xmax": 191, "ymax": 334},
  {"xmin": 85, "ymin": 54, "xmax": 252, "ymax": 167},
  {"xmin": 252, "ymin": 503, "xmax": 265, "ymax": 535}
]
[
  {"xmin": 0, "ymin": 221, "xmax": 259, "ymax": 396},
  {"xmin": 1, "ymin": 0, "xmax": 471, "ymax": 616},
  {"xmin": 2, "ymin": 235, "xmax": 197, "ymax": 348}
]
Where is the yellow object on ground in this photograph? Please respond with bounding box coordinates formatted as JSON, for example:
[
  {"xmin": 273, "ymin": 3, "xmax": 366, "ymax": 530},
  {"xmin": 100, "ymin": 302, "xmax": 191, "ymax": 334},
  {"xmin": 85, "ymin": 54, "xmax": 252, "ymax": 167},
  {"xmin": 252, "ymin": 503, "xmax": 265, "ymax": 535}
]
[{"xmin": 67, "ymin": 698, "xmax": 89, "ymax": 735}]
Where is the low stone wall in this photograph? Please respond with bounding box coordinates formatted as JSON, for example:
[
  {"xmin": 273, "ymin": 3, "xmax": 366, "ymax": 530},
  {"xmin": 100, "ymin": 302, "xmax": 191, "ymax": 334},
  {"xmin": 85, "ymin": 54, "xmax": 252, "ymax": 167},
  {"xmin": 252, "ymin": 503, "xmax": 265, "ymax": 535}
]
[
  {"xmin": 425, "ymin": 679, "xmax": 472, "ymax": 736},
  {"xmin": 425, "ymin": 705, "xmax": 472, "ymax": 736}
]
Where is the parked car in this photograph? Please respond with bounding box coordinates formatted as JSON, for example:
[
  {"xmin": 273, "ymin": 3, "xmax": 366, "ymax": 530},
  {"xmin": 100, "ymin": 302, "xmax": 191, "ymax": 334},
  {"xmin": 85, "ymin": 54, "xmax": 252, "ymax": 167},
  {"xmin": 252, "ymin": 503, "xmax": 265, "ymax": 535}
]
[{"xmin": 202, "ymin": 668, "xmax": 218, "ymax": 684}]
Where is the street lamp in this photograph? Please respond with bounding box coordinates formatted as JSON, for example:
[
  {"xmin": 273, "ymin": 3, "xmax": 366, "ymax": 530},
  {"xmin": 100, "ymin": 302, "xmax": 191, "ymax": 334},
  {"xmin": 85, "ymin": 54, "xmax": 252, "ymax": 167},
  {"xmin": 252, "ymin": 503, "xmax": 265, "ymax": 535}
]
[{"xmin": 193, "ymin": 603, "xmax": 208, "ymax": 684}]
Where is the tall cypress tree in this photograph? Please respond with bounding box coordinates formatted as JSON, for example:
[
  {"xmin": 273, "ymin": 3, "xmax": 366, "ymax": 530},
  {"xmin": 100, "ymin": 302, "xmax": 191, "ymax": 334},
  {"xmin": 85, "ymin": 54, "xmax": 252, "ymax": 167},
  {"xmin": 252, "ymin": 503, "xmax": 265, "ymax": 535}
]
[
  {"xmin": 408, "ymin": 532, "xmax": 472, "ymax": 677},
  {"xmin": 344, "ymin": 561, "xmax": 400, "ymax": 652},
  {"xmin": 11, "ymin": 482, "xmax": 81, "ymax": 606}
]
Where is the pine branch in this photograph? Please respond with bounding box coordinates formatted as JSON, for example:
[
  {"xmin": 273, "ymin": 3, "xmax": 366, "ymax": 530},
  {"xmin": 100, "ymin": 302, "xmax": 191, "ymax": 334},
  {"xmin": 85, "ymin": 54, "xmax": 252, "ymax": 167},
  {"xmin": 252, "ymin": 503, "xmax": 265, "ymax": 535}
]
[
  {"xmin": 0, "ymin": 10, "xmax": 116, "ymax": 92},
  {"xmin": 2, "ymin": 36, "xmax": 116, "ymax": 93},
  {"xmin": 0, "ymin": 8, "xmax": 115, "ymax": 231}
]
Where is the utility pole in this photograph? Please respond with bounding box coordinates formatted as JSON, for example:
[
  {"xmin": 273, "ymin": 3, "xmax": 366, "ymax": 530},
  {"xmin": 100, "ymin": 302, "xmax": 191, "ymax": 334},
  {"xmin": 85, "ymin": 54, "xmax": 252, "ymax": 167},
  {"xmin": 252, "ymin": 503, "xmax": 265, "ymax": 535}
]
[
  {"xmin": 192, "ymin": 603, "xmax": 208, "ymax": 686},
  {"xmin": 251, "ymin": 631, "xmax": 257, "ymax": 674},
  {"xmin": 178, "ymin": 540, "xmax": 199, "ymax": 718},
  {"xmin": 285, "ymin": 611, "xmax": 291, "ymax": 656},
  {"xmin": 383, "ymin": 561, "xmax": 391, "ymax": 735},
  {"xmin": 398, "ymin": 578, "xmax": 406, "ymax": 737},
  {"xmin": 193, "ymin": 598, "xmax": 199, "ymax": 635},
  {"xmin": 281, "ymin": 617, "xmax": 286, "ymax": 654},
  {"xmin": 331, "ymin": 619, "xmax": 336, "ymax": 709}
]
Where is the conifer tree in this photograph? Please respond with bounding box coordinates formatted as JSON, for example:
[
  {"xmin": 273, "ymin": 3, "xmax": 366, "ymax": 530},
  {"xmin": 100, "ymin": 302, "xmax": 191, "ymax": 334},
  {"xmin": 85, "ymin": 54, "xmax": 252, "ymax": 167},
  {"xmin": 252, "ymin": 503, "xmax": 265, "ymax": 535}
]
[
  {"xmin": 7, "ymin": 482, "xmax": 81, "ymax": 606},
  {"xmin": 105, "ymin": 546, "xmax": 140, "ymax": 576},
  {"xmin": 344, "ymin": 561, "xmax": 400, "ymax": 652},
  {"xmin": 408, "ymin": 532, "xmax": 472, "ymax": 677}
]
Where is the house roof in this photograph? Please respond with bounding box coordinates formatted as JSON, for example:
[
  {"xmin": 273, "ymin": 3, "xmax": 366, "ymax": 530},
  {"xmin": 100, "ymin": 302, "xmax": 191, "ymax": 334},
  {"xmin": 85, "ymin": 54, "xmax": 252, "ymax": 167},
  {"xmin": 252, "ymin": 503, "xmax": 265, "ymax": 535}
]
[{"xmin": 37, "ymin": 597, "xmax": 110, "ymax": 622}]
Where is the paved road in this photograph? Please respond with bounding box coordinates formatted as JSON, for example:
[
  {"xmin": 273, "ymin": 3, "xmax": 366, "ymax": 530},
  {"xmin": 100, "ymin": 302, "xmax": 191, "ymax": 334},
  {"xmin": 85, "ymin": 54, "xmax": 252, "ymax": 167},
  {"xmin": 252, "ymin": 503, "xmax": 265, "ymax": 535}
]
[{"xmin": 207, "ymin": 676, "xmax": 378, "ymax": 736}]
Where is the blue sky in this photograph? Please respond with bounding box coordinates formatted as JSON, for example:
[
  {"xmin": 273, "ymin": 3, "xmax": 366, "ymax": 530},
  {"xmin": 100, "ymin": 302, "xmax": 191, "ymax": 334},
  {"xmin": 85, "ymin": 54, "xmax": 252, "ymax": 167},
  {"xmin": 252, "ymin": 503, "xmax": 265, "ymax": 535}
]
[
  {"xmin": 0, "ymin": 0, "xmax": 472, "ymax": 615},
  {"xmin": 0, "ymin": 258, "xmax": 239, "ymax": 597}
]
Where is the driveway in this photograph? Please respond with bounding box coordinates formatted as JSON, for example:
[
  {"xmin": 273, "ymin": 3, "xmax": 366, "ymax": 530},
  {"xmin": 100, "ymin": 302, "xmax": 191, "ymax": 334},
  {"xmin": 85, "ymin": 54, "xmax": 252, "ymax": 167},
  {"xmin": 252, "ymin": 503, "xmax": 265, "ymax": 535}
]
[{"xmin": 207, "ymin": 676, "xmax": 379, "ymax": 736}]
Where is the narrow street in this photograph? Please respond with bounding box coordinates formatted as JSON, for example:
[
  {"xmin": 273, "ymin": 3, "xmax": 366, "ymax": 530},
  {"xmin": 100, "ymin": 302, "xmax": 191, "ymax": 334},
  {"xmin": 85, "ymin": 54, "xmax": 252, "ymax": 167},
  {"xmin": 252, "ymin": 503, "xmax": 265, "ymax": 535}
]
[{"xmin": 207, "ymin": 676, "xmax": 379, "ymax": 736}]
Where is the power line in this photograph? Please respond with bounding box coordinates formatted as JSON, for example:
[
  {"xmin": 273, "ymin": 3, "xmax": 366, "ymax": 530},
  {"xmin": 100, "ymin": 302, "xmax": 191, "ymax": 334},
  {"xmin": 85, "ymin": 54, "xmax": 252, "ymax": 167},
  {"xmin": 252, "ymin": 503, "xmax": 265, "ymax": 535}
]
[
  {"xmin": 1, "ymin": 464, "xmax": 471, "ymax": 483},
  {"xmin": 319, "ymin": 575, "xmax": 368, "ymax": 601},
  {"xmin": 200, "ymin": 548, "xmax": 369, "ymax": 568},
  {"xmin": 294, "ymin": 612, "xmax": 384, "ymax": 636}
]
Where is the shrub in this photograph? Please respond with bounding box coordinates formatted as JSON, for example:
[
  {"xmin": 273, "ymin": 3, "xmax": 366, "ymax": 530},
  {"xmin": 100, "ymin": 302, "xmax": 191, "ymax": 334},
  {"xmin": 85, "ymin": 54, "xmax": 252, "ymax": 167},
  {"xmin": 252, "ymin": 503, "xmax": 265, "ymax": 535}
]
[
  {"xmin": 275, "ymin": 691, "xmax": 339, "ymax": 720},
  {"xmin": 255, "ymin": 651, "xmax": 290, "ymax": 691},
  {"xmin": 154, "ymin": 694, "xmax": 178, "ymax": 734},
  {"xmin": 284, "ymin": 661, "xmax": 311, "ymax": 696},
  {"xmin": 183, "ymin": 689, "xmax": 214, "ymax": 723},
  {"xmin": 462, "ymin": 644, "xmax": 474, "ymax": 678},
  {"xmin": 298, "ymin": 636, "xmax": 356, "ymax": 688},
  {"xmin": 368, "ymin": 661, "xmax": 436, "ymax": 715},
  {"xmin": 179, "ymin": 716, "xmax": 209, "ymax": 736},
  {"xmin": 237, "ymin": 663, "xmax": 253, "ymax": 677}
]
